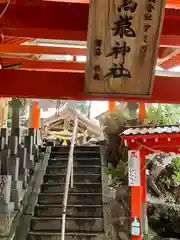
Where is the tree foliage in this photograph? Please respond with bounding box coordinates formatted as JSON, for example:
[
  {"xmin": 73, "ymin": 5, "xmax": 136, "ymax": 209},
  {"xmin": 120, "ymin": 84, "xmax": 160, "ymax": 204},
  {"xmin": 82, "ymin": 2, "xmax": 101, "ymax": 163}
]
[
  {"xmin": 172, "ymin": 157, "xmax": 180, "ymax": 184},
  {"xmin": 105, "ymin": 161, "xmax": 127, "ymax": 182},
  {"xmin": 103, "ymin": 105, "xmax": 130, "ymax": 135},
  {"xmin": 146, "ymin": 104, "xmax": 180, "ymax": 125},
  {"xmin": 76, "ymin": 101, "xmax": 91, "ymax": 117}
]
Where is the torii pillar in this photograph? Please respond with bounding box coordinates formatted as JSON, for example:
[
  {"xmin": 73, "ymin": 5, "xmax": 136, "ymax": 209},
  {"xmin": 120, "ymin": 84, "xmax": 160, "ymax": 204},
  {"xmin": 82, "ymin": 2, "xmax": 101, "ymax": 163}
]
[
  {"xmin": 108, "ymin": 101, "xmax": 116, "ymax": 112},
  {"xmin": 28, "ymin": 101, "xmax": 40, "ymax": 144},
  {"xmin": 126, "ymin": 148, "xmax": 147, "ymax": 240}
]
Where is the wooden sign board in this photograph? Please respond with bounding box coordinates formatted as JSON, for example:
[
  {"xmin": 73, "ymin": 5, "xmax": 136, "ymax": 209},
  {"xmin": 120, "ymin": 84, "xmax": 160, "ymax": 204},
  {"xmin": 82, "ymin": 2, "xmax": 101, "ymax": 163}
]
[{"xmin": 85, "ymin": 0, "xmax": 166, "ymax": 98}]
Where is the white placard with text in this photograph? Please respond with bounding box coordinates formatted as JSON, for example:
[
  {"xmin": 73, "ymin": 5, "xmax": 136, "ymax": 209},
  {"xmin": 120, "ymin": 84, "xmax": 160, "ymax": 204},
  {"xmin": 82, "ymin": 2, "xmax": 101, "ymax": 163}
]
[{"xmin": 128, "ymin": 150, "xmax": 140, "ymax": 186}]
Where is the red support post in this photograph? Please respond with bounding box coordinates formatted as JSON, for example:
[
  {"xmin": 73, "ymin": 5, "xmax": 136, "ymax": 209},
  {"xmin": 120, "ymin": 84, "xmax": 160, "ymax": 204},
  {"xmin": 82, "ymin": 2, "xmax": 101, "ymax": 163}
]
[
  {"xmin": 140, "ymin": 150, "xmax": 148, "ymax": 238},
  {"xmin": 131, "ymin": 186, "xmax": 143, "ymax": 240},
  {"xmin": 108, "ymin": 101, "xmax": 116, "ymax": 112},
  {"xmin": 139, "ymin": 103, "xmax": 146, "ymax": 121},
  {"xmin": 129, "ymin": 150, "xmax": 143, "ymax": 240},
  {"xmin": 140, "ymin": 151, "xmax": 147, "ymax": 204},
  {"xmin": 130, "ymin": 150, "xmax": 147, "ymax": 240}
]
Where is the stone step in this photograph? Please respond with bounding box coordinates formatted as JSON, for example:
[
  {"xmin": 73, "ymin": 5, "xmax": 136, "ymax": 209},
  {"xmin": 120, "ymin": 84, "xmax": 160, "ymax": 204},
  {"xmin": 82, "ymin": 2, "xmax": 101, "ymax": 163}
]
[
  {"xmin": 46, "ymin": 165, "xmax": 101, "ymax": 175},
  {"xmin": 51, "ymin": 146, "xmax": 100, "ymax": 153},
  {"xmin": 38, "ymin": 193, "xmax": 102, "ymax": 205},
  {"xmin": 48, "ymin": 158, "xmax": 100, "ymax": 166},
  {"xmin": 41, "ymin": 183, "xmax": 102, "ymax": 194},
  {"xmin": 30, "ymin": 217, "xmax": 104, "ymax": 232},
  {"xmin": 43, "ymin": 174, "xmax": 102, "ymax": 184},
  {"xmin": 34, "ymin": 205, "xmax": 103, "ymax": 218},
  {"xmin": 27, "ymin": 232, "xmax": 101, "ymax": 240},
  {"xmin": 50, "ymin": 151, "xmax": 100, "ymax": 159},
  {"xmin": 45, "ymin": 141, "xmax": 54, "ymax": 147},
  {"xmin": 51, "ymin": 151, "xmax": 100, "ymax": 155}
]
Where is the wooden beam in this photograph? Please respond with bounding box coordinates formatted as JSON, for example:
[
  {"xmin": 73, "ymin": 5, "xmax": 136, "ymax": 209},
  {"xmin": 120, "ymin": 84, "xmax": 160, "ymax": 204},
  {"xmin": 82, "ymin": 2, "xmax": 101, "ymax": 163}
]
[
  {"xmin": 0, "ymin": 69, "xmax": 179, "ymax": 103},
  {"xmin": 13, "ymin": 0, "xmax": 180, "ymax": 6},
  {"xmin": 44, "ymin": 0, "xmax": 89, "ymax": 2},
  {"xmin": 0, "ymin": 44, "xmax": 165, "ymax": 61},
  {"xmin": 160, "ymin": 35, "xmax": 180, "ymax": 47},
  {"xmin": 160, "ymin": 55, "xmax": 180, "ymax": 69},
  {"xmin": 3, "ymin": 28, "xmax": 87, "ymax": 41},
  {"xmin": 1, "ymin": 4, "xmax": 180, "ymax": 46},
  {"xmin": 51, "ymin": 0, "xmax": 180, "ymax": 5},
  {"xmin": 166, "ymin": 4, "xmax": 180, "ymax": 8},
  {"xmin": 158, "ymin": 49, "xmax": 180, "ymax": 65},
  {"xmin": 3, "ymin": 57, "xmax": 178, "ymax": 72},
  {"xmin": 166, "ymin": 0, "xmax": 180, "ymax": 8},
  {"xmin": 0, "ymin": 2, "xmax": 89, "ymax": 29},
  {"xmin": 0, "ymin": 45, "xmax": 86, "ymax": 56},
  {"xmin": 0, "ymin": 58, "xmax": 85, "ymax": 71},
  {"xmin": 3, "ymin": 29, "xmax": 179, "ymax": 47}
]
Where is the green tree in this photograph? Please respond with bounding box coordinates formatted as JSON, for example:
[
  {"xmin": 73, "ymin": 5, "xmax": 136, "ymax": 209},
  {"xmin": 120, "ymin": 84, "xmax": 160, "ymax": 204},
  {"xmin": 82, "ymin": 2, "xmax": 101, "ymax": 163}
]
[
  {"xmin": 172, "ymin": 157, "xmax": 180, "ymax": 203},
  {"xmin": 172, "ymin": 157, "xmax": 180, "ymax": 184},
  {"xmin": 76, "ymin": 101, "xmax": 91, "ymax": 117},
  {"xmin": 146, "ymin": 104, "xmax": 180, "ymax": 125}
]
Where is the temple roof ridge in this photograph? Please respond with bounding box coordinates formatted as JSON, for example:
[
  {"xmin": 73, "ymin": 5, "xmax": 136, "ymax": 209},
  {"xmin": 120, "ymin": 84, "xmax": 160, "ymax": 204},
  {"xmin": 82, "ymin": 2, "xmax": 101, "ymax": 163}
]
[{"xmin": 44, "ymin": 101, "xmax": 100, "ymax": 130}]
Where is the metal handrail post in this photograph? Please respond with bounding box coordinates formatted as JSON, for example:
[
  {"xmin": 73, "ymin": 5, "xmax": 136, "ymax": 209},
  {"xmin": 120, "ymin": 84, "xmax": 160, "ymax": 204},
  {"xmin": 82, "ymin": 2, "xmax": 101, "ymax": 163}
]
[
  {"xmin": 70, "ymin": 116, "xmax": 78, "ymax": 188},
  {"xmin": 61, "ymin": 116, "xmax": 78, "ymax": 240}
]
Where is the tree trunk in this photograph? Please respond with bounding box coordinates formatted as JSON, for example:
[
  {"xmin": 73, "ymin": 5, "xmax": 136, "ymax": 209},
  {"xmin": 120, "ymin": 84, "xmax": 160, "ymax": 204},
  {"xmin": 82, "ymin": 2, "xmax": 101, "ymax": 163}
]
[
  {"xmin": 175, "ymin": 184, "xmax": 180, "ymax": 204},
  {"xmin": 126, "ymin": 102, "xmax": 139, "ymax": 119},
  {"xmin": 147, "ymin": 176, "xmax": 162, "ymax": 198}
]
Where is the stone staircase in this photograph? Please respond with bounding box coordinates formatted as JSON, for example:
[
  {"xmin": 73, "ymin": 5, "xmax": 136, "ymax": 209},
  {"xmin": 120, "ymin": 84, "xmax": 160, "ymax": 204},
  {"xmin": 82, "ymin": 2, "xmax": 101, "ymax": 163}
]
[{"xmin": 27, "ymin": 146, "xmax": 104, "ymax": 240}]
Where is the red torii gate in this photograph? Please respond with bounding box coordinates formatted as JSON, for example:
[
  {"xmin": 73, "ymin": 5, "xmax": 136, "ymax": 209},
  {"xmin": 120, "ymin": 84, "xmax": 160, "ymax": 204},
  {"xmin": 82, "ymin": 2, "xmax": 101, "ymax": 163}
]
[
  {"xmin": 0, "ymin": 2, "xmax": 180, "ymax": 102},
  {"xmin": 0, "ymin": 0, "xmax": 180, "ymax": 239},
  {"xmin": 121, "ymin": 126, "xmax": 180, "ymax": 240}
]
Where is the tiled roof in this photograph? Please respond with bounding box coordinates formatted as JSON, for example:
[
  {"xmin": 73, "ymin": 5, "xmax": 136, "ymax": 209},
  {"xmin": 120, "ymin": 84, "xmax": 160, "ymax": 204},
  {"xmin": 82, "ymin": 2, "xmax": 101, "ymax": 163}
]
[{"xmin": 121, "ymin": 125, "xmax": 180, "ymax": 136}]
